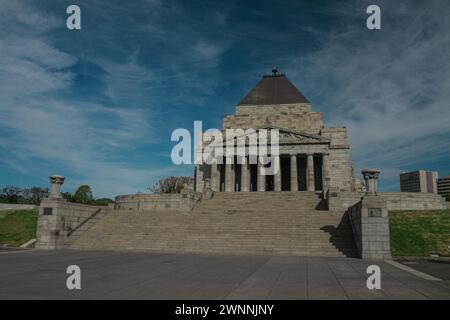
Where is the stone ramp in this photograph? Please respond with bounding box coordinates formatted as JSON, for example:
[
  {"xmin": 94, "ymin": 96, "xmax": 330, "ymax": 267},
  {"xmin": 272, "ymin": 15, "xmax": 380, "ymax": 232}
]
[{"xmin": 70, "ymin": 192, "xmax": 357, "ymax": 257}]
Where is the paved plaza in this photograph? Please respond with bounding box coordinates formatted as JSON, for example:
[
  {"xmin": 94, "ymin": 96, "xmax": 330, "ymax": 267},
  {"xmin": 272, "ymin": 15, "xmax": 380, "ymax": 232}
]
[{"xmin": 0, "ymin": 249, "xmax": 449, "ymax": 299}]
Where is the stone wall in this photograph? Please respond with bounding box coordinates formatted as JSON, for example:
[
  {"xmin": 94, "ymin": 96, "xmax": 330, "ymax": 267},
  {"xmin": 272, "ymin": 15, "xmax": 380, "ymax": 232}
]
[
  {"xmin": 235, "ymin": 103, "xmax": 312, "ymax": 115},
  {"xmin": 347, "ymin": 195, "xmax": 391, "ymax": 259},
  {"xmin": 223, "ymin": 104, "xmax": 324, "ymax": 134},
  {"xmin": 320, "ymin": 127, "xmax": 353, "ymax": 191},
  {"xmin": 0, "ymin": 203, "xmax": 37, "ymax": 211},
  {"xmin": 328, "ymin": 191, "xmax": 447, "ymax": 211},
  {"xmin": 328, "ymin": 148, "xmax": 352, "ymax": 191},
  {"xmin": 115, "ymin": 189, "xmax": 201, "ymax": 211},
  {"xmin": 36, "ymin": 199, "xmax": 109, "ymax": 249},
  {"xmin": 381, "ymin": 192, "xmax": 447, "ymax": 210},
  {"xmin": 320, "ymin": 127, "xmax": 348, "ymax": 148}
]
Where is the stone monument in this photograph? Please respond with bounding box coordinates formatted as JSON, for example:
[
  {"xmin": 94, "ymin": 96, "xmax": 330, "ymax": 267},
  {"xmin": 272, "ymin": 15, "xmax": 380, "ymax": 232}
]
[{"xmin": 348, "ymin": 169, "xmax": 391, "ymax": 259}]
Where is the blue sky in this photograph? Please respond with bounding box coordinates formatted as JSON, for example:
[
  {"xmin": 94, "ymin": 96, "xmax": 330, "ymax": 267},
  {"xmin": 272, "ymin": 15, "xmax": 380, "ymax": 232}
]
[{"xmin": 0, "ymin": 0, "xmax": 449, "ymax": 198}]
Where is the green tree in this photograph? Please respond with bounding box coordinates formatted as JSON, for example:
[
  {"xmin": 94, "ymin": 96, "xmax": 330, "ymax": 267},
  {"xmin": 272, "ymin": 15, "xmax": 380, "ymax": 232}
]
[
  {"xmin": 73, "ymin": 185, "xmax": 93, "ymax": 204},
  {"xmin": 0, "ymin": 186, "xmax": 21, "ymax": 203},
  {"xmin": 61, "ymin": 192, "xmax": 73, "ymax": 202}
]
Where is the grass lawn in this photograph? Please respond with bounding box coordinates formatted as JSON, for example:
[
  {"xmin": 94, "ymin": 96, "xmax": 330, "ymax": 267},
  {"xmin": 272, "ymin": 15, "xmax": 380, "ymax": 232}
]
[
  {"xmin": 0, "ymin": 209, "xmax": 38, "ymax": 247},
  {"xmin": 390, "ymin": 209, "xmax": 450, "ymax": 257}
]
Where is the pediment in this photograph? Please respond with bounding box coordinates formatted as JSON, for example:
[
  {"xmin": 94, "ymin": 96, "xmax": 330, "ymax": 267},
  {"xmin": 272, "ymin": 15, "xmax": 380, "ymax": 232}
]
[
  {"xmin": 204, "ymin": 125, "xmax": 329, "ymax": 147},
  {"xmin": 267, "ymin": 126, "xmax": 329, "ymax": 144}
]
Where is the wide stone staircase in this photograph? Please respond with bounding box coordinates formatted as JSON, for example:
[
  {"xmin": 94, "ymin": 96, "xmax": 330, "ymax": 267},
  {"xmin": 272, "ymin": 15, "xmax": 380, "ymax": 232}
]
[{"xmin": 69, "ymin": 192, "xmax": 357, "ymax": 257}]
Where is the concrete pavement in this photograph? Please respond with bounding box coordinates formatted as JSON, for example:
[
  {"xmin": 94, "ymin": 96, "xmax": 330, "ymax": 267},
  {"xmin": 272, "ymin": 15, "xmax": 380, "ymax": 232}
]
[{"xmin": 0, "ymin": 249, "xmax": 449, "ymax": 299}]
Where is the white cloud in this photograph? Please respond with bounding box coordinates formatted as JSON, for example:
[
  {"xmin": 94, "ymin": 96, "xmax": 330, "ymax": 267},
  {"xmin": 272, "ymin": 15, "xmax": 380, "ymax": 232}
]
[
  {"xmin": 0, "ymin": 1, "xmax": 174, "ymax": 197},
  {"xmin": 288, "ymin": 1, "xmax": 450, "ymax": 189}
]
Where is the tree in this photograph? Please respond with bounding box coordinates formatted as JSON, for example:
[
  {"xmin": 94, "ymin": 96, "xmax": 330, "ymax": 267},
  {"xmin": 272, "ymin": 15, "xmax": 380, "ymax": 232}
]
[
  {"xmin": 446, "ymin": 193, "xmax": 450, "ymax": 202},
  {"xmin": 29, "ymin": 187, "xmax": 49, "ymax": 205},
  {"xmin": 61, "ymin": 192, "xmax": 73, "ymax": 202},
  {"xmin": 73, "ymin": 185, "xmax": 94, "ymax": 204},
  {"xmin": 0, "ymin": 186, "xmax": 21, "ymax": 203},
  {"xmin": 149, "ymin": 176, "xmax": 194, "ymax": 194}
]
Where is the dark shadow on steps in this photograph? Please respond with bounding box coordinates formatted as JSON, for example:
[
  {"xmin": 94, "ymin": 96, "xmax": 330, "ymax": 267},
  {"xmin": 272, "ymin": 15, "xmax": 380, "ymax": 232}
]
[
  {"xmin": 315, "ymin": 199, "xmax": 328, "ymax": 210},
  {"xmin": 320, "ymin": 212, "xmax": 358, "ymax": 258}
]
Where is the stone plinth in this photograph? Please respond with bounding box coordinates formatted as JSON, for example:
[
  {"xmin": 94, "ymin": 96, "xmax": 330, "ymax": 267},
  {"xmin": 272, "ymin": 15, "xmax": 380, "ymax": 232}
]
[{"xmin": 348, "ymin": 196, "xmax": 391, "ymax": 260}]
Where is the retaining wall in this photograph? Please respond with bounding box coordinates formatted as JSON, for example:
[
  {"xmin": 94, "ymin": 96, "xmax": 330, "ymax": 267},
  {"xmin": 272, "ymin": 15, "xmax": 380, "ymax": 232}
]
[
  {"xmin": 115, "ymin": 189, "xmax": 201, "ymax": 211},
  {"xmin": 328, "ymin": 191, "xmax": 446, "ymax": 211},
  {"xmin": 0, "ymin": 203, "xmax": 37, "ymax": 211},
  {"xmin": 36, "ymin": 199, "xmax": 109, "ymax": 249}
]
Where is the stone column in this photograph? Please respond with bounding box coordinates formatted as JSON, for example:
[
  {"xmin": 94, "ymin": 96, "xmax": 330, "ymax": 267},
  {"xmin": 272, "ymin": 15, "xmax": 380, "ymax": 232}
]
[
  {"xmin": 362, "ymin": 168, "xmax": 380, "ymax": 195},
  {"xmin": 257, "ymin": 159, "xmax": 265, "ymax": 192},
  {"xmin": 290, "ymin": 154, "xmax": 298, "ymax": 191},
  {"xmin": 195, "ymin": 164, "xmax": 204, "ymax": 192},
  {"xmin": 241, "ymin": 158, "xmax": 249, "ymax": 192},
  {"xmin": 322, "ymin": 153, "xmax": 329, "ymax": 193},
  {"xmin": 49, "ymin": 175, "xmax": 65, "ymax": 199},
  {"xmin": 211, "ymin": 162, "xmax": 218, "ymax": 192},
  {"xmin": 274, "ymin": 156, "xmax": 281, "ymax": 192},
  {"xmin": 225, "ymin": 160, "xmax": 234, "ymax": 192},
  {"xmin": 307, "ymin": 154, "xmax": 315, "ymax": 191}
]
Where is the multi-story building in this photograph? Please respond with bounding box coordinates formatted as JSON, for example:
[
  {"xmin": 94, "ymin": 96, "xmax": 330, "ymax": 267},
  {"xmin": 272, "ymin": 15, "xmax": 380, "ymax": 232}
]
[
  {"xmin": 400, "ymin": 170, "xmax": 438, "ymax": 193},
  {"xmin": 437, "ymin": 175, "xmax": 450, "ymax": 197}
]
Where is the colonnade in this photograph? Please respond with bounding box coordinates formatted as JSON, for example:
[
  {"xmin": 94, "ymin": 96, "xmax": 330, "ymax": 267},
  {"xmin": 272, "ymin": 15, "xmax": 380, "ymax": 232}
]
[{"xmin": 207, "ymin": 153, "xmax": 329, "ymax": 192}]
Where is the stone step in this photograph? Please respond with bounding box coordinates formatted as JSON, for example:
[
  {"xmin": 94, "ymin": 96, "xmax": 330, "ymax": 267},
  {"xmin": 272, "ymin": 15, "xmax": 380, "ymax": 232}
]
[{"xmin": 69, "ymin": 192, "xmax": 357, "ymax": 257}]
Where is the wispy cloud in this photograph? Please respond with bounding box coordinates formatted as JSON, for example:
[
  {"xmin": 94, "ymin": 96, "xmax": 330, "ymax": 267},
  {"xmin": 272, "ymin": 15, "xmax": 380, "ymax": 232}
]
[
  {"xmin": 288, "ymin": 0, "xmax": 450, "ymax": 189},
  {"xmin": 0, "ymin": 0, "xmax": 448, "ymax": 196},
  {"xmin": 0, "ymin": 0, "xmax": 181, "ymax": 197}
]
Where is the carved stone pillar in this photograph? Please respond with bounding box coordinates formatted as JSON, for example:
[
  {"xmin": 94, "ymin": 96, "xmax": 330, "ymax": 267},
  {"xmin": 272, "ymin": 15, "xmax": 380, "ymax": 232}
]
[
  {"xmin": 307, "ymin": 154, "xmax": 315, "ymax": 191},
  {"xmin": 290, "ymin": 154, "xmax": 298, "ymax": 191}
]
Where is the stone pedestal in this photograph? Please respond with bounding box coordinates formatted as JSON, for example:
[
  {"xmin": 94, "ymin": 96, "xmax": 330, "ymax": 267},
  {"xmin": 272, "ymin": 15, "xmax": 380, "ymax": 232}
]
[
  {"xmin": 347, "ymin": 169, "xmax": 391, "ymax": 260},
  {"xmin": 359, "ymin": 195, "xmax": 391, "ymax": 260}
]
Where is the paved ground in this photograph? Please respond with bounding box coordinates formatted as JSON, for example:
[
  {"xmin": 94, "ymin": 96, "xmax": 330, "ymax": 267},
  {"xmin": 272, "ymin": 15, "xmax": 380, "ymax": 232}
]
[
  {"xmin": 0, "ymin": 249, "xmax": 449, "ymax": 299},
  {"xmin": 399, "ymin": 259, "xmax": 450, "ymax": 280}
]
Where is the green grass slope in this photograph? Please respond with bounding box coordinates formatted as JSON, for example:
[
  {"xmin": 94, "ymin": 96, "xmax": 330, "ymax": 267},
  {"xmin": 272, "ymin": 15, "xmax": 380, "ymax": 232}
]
[
  {"xmin": 0, "ymin": 209, "xmax": 38, "ymax": 247},
  {"xmin": 390, "ymin": 209, "xmax": 450, "ymax": 257}
]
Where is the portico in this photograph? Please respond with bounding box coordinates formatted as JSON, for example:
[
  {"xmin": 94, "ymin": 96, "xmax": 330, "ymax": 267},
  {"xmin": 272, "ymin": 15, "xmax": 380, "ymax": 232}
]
[
  {"xmin": 200, "ymin": 126, "xmax": 331, "ymax": 193},
  {"xmin": 208, "ymin": 153, "xmax": 327, "ymax": 193}
]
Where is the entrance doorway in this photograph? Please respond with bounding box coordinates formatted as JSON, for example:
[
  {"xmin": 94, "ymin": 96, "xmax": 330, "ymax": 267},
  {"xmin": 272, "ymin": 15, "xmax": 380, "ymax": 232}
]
[
  {"xmin": 280, "ymin": 155, "xmax": 291, "ymax": 191},
  {"xmin": 314, "ymin": 155, "xmax": 323, "ymax": 191},
  {"xmin": 249, "ymin": 164, "xmax": 258, "ymax": 191},
  {"xmin": 298, "ymin": 156, "xmax": 307, "ymax": 191}
]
